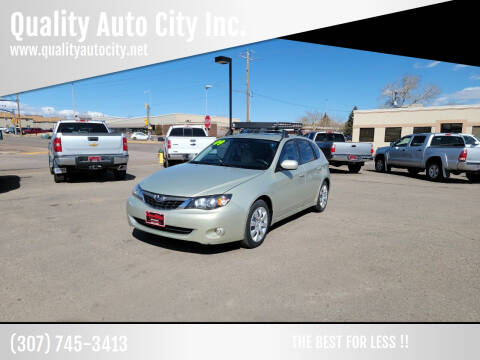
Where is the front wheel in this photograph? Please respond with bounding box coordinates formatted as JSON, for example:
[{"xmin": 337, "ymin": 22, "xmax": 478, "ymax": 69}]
[
  {"xmin": 313, "ymin": 181, "xmax": 329, "ymax": 212},
  {"xmin": 348, "ymin": 164, "xmax": 362, "ymax": 173},
  {"xmin": 242, "ymin": 200, "xmax": 270, "ymax": 249},
  {"xmin": 375, "ymin": 157, "xmax": 385, "ymax": 172}
]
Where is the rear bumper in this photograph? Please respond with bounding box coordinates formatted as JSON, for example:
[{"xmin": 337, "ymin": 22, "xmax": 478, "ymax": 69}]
[
  {"xmin": 167, "ymin": 153, "xmax": 196, "ymax": 161},
  {"xmin": 53, "ymin": 154, "xmax": 128, "ymax": 168},
  {"xmin": 330, "ymin": 154, "xmax": 373, "ymax": 163},
  {"xmin": 457, "ymin": 161, "xmax": 480, "ymax": 172}
]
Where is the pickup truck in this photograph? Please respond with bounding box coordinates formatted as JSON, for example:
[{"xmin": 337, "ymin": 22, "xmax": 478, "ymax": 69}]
[
  {"xmin": 374, "ymin": 132, "xmax": 480, "ymax": 182},
  {"xmin": 48, "ymin": 120, "xmax": 128, "ymax": 183},
  {"xmin": 304, "ymin": 131, "xmax": 373, "ymax": 173},
  {"xmin": 163, "ymin": 125, "xmax": 216, "ymax": 167}
]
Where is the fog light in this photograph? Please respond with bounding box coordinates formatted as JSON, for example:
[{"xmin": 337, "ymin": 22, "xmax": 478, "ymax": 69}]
[{"xmin": 215, "ymin": 227, "xmax": 225, "ymax": 236}]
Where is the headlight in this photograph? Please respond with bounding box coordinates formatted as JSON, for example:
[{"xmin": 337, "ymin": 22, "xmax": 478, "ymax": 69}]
[
  {"xmin": 132, "ymin": 184, "xmax": 144, "ymax": 201},
  {"xmin": 187, "ymin": 194, "xmax": 232, "ymax": 210}
]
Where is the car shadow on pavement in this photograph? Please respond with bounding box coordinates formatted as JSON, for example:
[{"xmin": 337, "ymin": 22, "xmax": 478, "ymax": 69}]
[
  {"xmin": 132, "ymin": 228, "xmax": 241, "ymax": 254},
  {"xmin": 366, "ymin": 169, "xmax": 471, "ymax": 184},
  {"xmin": 329, "ymin": 167, "xmax": 356, "ymax": 174},
  {"xmin": 66, "ymin": 172, "xmax": 136, "ymax": 183},
  {"xmin": 0, "ymin": 175, "xmax": 20, "ymax": 194},
  {"xmin": 269, "ymin": 208, "xmax": 313, "ymax": 231}
]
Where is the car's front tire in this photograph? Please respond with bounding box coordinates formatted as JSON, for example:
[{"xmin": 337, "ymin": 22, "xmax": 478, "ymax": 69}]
[
  {"xmin": 242, "ymin": 199, "xmax": 270, "ymax": 249},
  {"xmin": 313, "ymin": 181, "xmax": 329, "ymax": 212}
]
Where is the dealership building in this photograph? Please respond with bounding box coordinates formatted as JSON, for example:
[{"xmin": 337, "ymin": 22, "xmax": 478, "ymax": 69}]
[{"xmin": 353, "ymin": 104, "xmax": 480, "ymax": 149}]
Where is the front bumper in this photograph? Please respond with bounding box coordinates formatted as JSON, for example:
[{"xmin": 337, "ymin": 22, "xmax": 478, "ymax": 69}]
[{"xmin": 126, "ymin": 195, "xmax": 246, "ymax": 245}]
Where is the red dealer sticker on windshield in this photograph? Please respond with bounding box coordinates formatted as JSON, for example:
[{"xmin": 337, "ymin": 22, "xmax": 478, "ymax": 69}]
[{"xmin": 145, "ymin": 211, "xmax": 165, "ymax": 227}]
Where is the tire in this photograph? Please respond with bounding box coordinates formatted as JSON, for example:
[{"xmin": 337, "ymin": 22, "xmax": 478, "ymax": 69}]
[
  {"xmin": 53, "ymin": 173, "xmax": 64, "ymax": 183},
  {"xmin": 466, "ymin": 172, "xmax": 480, "ymax": 183},
  {"xmin": 426, "ymin": 160, "xmax": 443, "ymax": 181},
  {"xmin": 164, "ymin": 158, "xmax": 169, "ymax": 168},
  {"xmin": 114, "ymin": 170, "xmax": 127, "ymax": 180},
  {"xmin": 242, "ymin": 200, "xmax": 270, "ymax": 249},
  {"xmin": 408, "ymin": 168, "xmax": 420, "ymax": 176},
  {"xmin": 313, "ymin": 181, "xmax": 329, "ymax": 213},
  {"xmin": 348, "ymin": 164, "xmax": 361, "ymax": 173},
  {"xmin": 375, "ymin": 157, "xmax": 386, "ymax": 172}
]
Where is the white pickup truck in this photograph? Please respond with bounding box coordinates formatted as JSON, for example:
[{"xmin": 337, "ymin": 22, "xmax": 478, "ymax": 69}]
[
  {"xmin": 48, "ymin": 120, "xmax": 128, "ymax": 182},
  {"xmin": 163, "ymin": 125, "xmax": 216, "ymax": 167}
]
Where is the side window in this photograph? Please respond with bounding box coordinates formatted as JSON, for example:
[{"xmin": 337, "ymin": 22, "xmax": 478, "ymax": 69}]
[
  {"xmin": 393, "ymin": 136, "xmax": 412, "ymax": 147},
  {"xmin": 297, "ymin": 139, "xmax": 315, "ymax": 164},
  {"xmin": 430, "ymin": 136, "xmax": 464, "ymax": 147},
  {"xmin": 311, "ymin": 142, "xmax": 322, "ymax": 159},
  {"xmin": 410, "ymin": 135, "xmax": 426, "ymax": 147},
  {"xmin": 278, "ymin": 141, "xmax": 300, "ymax": 165}
]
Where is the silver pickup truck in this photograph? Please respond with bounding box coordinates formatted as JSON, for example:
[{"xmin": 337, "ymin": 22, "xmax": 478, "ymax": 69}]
[
  {"xmin": 374, "ymin": 132, "xmax": 480, "ymax": 182},
  {"xmin": 305, "ymin": 131, "xmax": 373, "ymax": 173},
  {"xmin": 48, "ymin": 120, "xmax": 128, "ymax": 183}
]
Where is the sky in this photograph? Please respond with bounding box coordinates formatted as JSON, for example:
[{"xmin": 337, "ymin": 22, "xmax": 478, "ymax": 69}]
[{"xmin": 2, "ymin": 39, "xmax": 480, "ymax": 123}]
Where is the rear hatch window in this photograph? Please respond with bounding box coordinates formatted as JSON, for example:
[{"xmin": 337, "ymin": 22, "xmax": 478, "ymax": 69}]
[
  {"xmin": 169, "ymin": 127, "xmax": 205, "ymax": 136},
  {"xmin": 57, "ymin": 123, "xmax": 108, "ymax": 134}
]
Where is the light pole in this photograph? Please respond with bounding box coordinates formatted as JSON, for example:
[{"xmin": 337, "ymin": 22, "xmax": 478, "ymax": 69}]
[
  {"xmin": 205, "ymin": 84, "xmax": 212, "ymax": 115},
  {"xmin": 144, "ymin": 90, "xmax": 151, "ymax": 136},
  {"xmin": 215, "ymin": 56, "xmax": 232, "ymax": 132}
]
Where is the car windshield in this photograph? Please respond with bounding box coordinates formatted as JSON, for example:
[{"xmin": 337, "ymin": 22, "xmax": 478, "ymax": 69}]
[{"xmin": 191, "ymin": 138, "xmax": 279, "ymax": 170}]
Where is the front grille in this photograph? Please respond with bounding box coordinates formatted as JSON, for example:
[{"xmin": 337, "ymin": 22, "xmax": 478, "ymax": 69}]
[
  {"xmin": 134, "ymin": 217, "xmax": 193, "ymax": 234},
  {"xmin": 142, "ymin": 191, "xmax": 189, "ymax": 210}
]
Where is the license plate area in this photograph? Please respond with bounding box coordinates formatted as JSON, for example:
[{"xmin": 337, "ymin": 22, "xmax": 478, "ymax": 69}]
[
  {"xmin": 348, "ymin": 155, "xmax": 358, "ymax": 160},
  {"xmin": 88, "ymin": 156, "xmax": 101, "ymax": 162},
  {"xmin": 145, "ymin": 211, "xmax": 165, "ymax": 227}
]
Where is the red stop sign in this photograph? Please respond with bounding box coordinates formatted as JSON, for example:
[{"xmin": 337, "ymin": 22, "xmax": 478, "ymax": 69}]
[{"xmin": 204, "ymin": 115, "xmax": 211, "ymax": 128}]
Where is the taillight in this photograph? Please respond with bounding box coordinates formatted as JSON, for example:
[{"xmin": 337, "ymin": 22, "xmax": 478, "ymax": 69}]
[
  {"xmin": 53, "ymin": 137, "xmax": 62, "ymax": 152},
  {"xmin": 168, "ymin": 140, "xmax": 171, "ymax": 149},
  {"xmin": 330, "ymin": 143, "xmax": 336, "ymax": 153},
  {"xmin": 370, "ymin": 144, "xmax": 374, "ymax": 154},
  {"xmin": 122, "ymin": 137, "xmax": 128, "ymax": 151},
  {"xmin": 458, "ymin": 148, "xmax": 467, "ymax": 162}
]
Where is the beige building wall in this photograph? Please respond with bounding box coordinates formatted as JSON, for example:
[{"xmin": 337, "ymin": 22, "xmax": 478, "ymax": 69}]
[{"xmin": 352, "ymin": 105, "xmax": 480, "ymax": 149}]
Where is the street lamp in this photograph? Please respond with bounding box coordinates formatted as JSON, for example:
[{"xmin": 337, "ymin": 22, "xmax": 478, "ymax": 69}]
[
  {"xmin": 215, "ymin": 56, "xmax": 232, "ymax": 132},
  {"xmin": 205, "ymin": 84, "xmax": 212, "ymax": 115}
]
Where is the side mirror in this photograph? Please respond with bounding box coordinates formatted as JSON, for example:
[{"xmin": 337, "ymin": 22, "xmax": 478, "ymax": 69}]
[{"xmin": 280, "ymin": 160, "xmax": 298, "ymax": 170}]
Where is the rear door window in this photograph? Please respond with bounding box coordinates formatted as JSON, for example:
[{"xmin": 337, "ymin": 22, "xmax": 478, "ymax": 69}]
[
  {"xmin": 410, "ymin": 135, "xmax": 426, "ymax": 147},
  {"xmin": 296, "ymin": 139, "xmax": 315, "ymax": 164}
]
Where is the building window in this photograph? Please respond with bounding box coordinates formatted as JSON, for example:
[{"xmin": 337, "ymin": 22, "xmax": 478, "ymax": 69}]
[
  {"xmin": 359, "ymin": 128, "xmax": 374, "ymax": 142},
  {"xmin": 413, "ymin": 126, "xmax": 431, "ymax": 134},
  {"xmin": 384, "ymin": 127, "xmax": 402, "ymax": 142},
  {"xmin": 472, "ymin": 126, "xmax": 480, "ymax": 137},
  {"xmin": 440, "ymin": 123, "xmax": 463, "ymax": 133}
]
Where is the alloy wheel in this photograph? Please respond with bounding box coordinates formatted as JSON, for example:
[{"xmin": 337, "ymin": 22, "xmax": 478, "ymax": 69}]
[{"xmin": 249, "ymin": 206, "xmax": 268, "ymax": 243}]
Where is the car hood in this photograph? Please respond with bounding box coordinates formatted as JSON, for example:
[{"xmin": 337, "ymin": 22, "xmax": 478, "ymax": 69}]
[{"xmin": 140, "ymin": 163, "xmax": 263, "ymax": 197}]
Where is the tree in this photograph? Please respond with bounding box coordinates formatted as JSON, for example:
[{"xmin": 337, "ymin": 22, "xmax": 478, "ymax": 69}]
[
  {"xmin": 343, "ymin": 106, "xmax": 357, "ymax": 136},
  {"xmin": 380, "ymin": 75, "xmax": 440, "ymax": 108},
  {"xmin": 299, "ymin": 111, "xmax": 323, "ymax": 130}
]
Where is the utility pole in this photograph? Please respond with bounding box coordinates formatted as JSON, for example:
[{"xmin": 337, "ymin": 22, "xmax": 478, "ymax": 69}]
[
  {"xmin": 240, "ymin": 50, "xmax": 253, "ymax": 122},
  {"xmin": 71, "ymin": 82, "xmax": 76, "ymax": 118},
  {"xmin": 16, "ymin": 94, "xmax": 23, "ymax": 135}
]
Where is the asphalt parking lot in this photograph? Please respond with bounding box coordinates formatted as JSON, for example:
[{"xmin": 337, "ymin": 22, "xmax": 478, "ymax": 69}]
[{"xmin": 1, "ymin": 135, "xmax": 479, "ymax": 322}]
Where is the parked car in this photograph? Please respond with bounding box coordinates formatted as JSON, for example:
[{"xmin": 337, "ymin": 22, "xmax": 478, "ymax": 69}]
[
  {"xmin": 127, "ymin": 132, "xmax": 330, "ymax": 248},
  {"xmin": 374, "ymin": 132, "xmax": 480, "ymax": 182},
  {"xmin": 461, "ymin": 133, "xmax": 480, "ymax": 147},
  {"xmin": 131, "ymin": 132, "xmax": 149, "ymax": 140},
  {"xmin": 304, "ymin": 131, "xmax": 373, "ymax": 173},
  {"xmin": 163, "ymin": 125, "xmax": 216, "ymax": 167},
  {"xmin": 48, "ymin": 120, "xmax": 129, "ymax": 183}
]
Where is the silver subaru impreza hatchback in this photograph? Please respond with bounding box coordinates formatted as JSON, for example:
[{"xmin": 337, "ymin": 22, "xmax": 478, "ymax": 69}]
[{"xmin": 126, "ymin": 132, "xmax": 330, "ymax": 248}]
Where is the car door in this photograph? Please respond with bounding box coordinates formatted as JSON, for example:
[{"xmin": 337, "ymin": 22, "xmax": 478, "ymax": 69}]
[
  {"xmin": 295, "ymin": 139, "xmax": 318, "ymax": 206},
  {"xmin": 270, "ymin": 140, "xmax": 306, "ymax": 218},
  {"xmin": 389, "ymin": 135, "xmax": 412, "ymax": 166},
  {"xmin": 405, "ymin": 135, "xmax": 427, "ymax": 167}
]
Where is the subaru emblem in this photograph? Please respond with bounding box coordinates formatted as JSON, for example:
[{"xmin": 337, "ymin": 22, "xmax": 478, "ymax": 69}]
[{"xmin": 154, "ymin": 194, "xmax": 166, "ymax": 202}]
